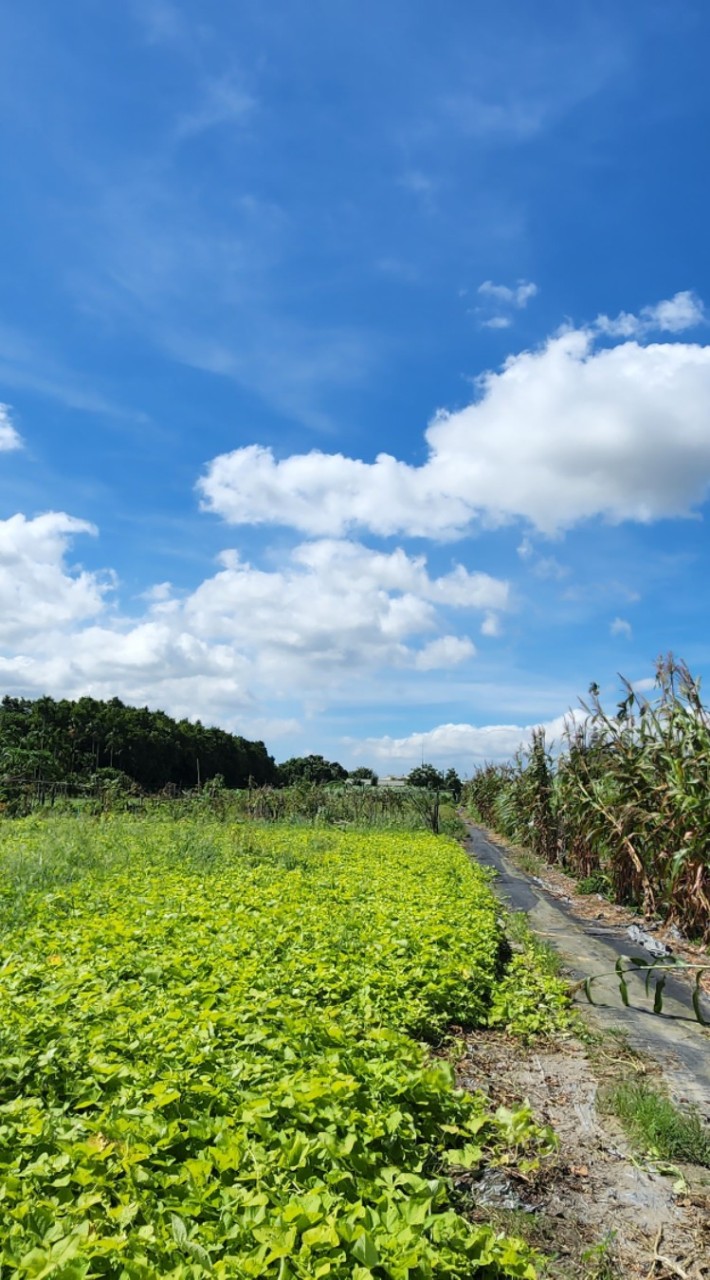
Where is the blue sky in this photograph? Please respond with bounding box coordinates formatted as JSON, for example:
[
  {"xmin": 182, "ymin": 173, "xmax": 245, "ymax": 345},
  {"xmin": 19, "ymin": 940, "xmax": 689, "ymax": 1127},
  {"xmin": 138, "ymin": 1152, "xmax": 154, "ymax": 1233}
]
[{"xmin": 2, "ymin": 0, "xmax": 710, "ymax": 773}]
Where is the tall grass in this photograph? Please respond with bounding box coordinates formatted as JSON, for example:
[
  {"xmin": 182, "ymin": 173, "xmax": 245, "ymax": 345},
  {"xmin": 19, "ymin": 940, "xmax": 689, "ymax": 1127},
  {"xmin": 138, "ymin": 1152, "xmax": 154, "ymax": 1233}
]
[
  {"xmin": 2, "ymin": 776, "xmax": 463, "ymax": 835},
  {"xmin": 465, "ymin": 656, "xmax": 710, "ymax": 941}
]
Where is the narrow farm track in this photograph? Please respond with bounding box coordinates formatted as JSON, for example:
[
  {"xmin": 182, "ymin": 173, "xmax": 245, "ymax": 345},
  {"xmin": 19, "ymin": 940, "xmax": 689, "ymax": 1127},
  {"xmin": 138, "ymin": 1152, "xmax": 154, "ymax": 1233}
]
[{"xmin": 464, "ymin": 823, "xmax": 710, "ymax": 1116}]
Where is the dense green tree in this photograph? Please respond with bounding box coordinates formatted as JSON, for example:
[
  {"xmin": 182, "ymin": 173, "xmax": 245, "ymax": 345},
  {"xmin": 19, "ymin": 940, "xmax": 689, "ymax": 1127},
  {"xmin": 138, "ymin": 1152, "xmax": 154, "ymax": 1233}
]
[
  {"xmin": 348, "ymin": 766, "xmax": 378, "ymax": 786},
  {"xmin": 406, "ymin": 763, "xmax": 445, "ymax": 790},
  {"xmin": 277, "ymin": 754, "xmax": 348, "ymax": 786},
  {"xmin": 444, "ymin": 768, "xmax": 463, "ymax": 801}
]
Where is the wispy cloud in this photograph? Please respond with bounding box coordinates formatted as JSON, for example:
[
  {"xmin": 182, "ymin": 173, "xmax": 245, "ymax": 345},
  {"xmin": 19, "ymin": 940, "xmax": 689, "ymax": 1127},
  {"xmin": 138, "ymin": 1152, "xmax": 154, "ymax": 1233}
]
[
  {"xmin": 480, "ymin": 613, "xmax": 502, "ymax": 637},
  {"xmin": 174, "ymin": 76, "xmax": 256, "ymax": 142},
  {"xmin": 396, "ymin": 169, "xmax": 438, "ymax": 215},
  {"xmin": 476, "ymin": 279, "xmax": 538, "ymax": 328},
  {"xmin": 516, "ymin": 537, "xmax": 567, "ymax": 580},
  {"xmin": 595, "ymin": 290, "xmax": 705, "ymax": 338},
  {"xmin": 163, "ymin": 321, "xmax": 375, "ymax": 434},
  {"xmin": 531, "ymin": 556, "xmax": 568, "ymax": 581},
  {"xmin": 131, "ymin": 0, "xmax": 188, "ymax": 49},
  {"xmin": 479, "ymin": 280, "xmax": 538, "ymax": 307},
  {"xmin": 375, "ymin": 257, "xmax": 420, "ymax": 284},
  {"xmin": 480, "ymin": 315, "xmax": 513, "ymax": 330},
  {"xmin": 441, "ymin": 95, "xmax": 545, "ymax": 142},
  {"xmin": 0, "ymin": 325, "xmax": 149, "ymax": 426},
  {"xmin": 433, "ymin": 13, "xmax": 626, "ymax": 152},
  {"xmin": 610, "ymin": 616, "xmax": 632, "ymax": 639},
  {"xmin": 62, "ymin": 125, "xmax": 374, "ymax": 431},
  {"xmin": 398, "ymin": 169, "xmax": 435, "ymax": 196},
  {"xmin": 0, "ymin": 404, "xmax": 22, "ymax": 452}
]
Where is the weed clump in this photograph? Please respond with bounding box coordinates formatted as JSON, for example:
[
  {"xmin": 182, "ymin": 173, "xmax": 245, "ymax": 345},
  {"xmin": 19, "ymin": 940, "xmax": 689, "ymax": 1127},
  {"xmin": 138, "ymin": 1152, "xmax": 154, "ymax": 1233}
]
[{"xmin": 602, "ymin": 1079, "xmax": 710, "ymax": 1167}]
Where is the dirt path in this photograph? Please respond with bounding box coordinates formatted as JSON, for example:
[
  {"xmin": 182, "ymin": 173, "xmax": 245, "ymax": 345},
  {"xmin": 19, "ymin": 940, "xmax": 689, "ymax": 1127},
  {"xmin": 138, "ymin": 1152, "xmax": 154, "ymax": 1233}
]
[
  {"xmin": 456, "ymin": 1031, "xmax": 710, "ymax": 1279},
  {"xmin": 464, "ymin": 822, "xmax": 710, "ymax": 1115},
  {"xmin": 461, "ymin": 823, "xmax": 710, "ymax": 1277}
]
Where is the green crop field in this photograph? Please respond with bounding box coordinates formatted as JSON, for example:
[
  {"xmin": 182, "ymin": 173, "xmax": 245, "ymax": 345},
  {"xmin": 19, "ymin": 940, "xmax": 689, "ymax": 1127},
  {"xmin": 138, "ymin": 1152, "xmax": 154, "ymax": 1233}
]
[{"xmin": 0, "ymin": 818, "xmax": 560, "ymax": 1279}]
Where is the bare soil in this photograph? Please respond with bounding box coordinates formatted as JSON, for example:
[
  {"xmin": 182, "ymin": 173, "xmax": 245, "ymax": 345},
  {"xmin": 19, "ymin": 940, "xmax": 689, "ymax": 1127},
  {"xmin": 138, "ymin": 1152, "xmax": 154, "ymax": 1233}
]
[
  {"xmin": 457, "ymin": 821, "xmax": 710, "ymax": 1276},
  {"xmin": 456, "ymin": 1030, "xmax": 710, "ymax": 1279}
]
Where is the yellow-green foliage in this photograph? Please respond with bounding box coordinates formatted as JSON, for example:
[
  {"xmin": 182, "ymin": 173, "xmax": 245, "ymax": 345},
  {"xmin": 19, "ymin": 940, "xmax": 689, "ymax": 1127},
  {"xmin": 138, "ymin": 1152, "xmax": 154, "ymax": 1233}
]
[
  {"xmin": 0, "ymin": 819, "xmax": 548, "ymax": 1278},
  {"xmin": 488, "ymin": 915, "xmax": 572, "ymax": 1041}
]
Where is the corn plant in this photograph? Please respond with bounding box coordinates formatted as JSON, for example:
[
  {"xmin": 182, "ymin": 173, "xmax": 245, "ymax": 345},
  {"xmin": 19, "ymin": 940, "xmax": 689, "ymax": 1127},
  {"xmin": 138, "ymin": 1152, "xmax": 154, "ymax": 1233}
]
[{"xmin": 465, "ymin": 657, "xmax": 710, "ymax": 941}]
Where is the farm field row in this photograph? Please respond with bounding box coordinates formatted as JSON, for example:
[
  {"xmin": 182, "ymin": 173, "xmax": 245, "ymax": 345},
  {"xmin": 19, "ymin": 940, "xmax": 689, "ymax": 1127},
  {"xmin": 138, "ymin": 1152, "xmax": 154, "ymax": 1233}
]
[{"xmin": 0, "ymin": 819, "xmax": 560, "ymax": 1279}]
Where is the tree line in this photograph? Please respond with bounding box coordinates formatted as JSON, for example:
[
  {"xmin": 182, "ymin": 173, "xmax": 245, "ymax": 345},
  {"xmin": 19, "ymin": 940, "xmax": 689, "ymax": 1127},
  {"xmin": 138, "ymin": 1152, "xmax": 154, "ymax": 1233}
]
[
  {"xmin": 0, "ymin": 695, "xmax": 277, "ymax": 795},
  {"xmin": 0, "ymin": 695, "xmax": 463, "ymax": 807}
]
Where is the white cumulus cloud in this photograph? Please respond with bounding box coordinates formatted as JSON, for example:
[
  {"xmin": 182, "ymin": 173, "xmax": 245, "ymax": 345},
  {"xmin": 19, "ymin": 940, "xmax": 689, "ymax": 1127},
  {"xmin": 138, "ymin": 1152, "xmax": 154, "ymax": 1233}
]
[
  {"xmin": 476, "ymin": 278, "xmax": 538, "ymax": 328},
  {"xmin": 610, "ymin": 616, "xmax": 632, "ymax": 639},
  {"xmin": 478, "ymin": 279, "xmax": 538, "ymax": 307},
  {"xmin": 180, "ymin": 540, "xmax": 504, "ymax": 680},
  {"xmin": 595, "ymin": 290, "xmax": 704, "ymax": 338},
  {"xmin": 0, "ymin": 526, "xmax": 501, "ymax": 723},
  {"xmin": 480, "ymin": 613, "xmax": 502, "ymax": 637},
  {"xmin": 414, "ymin": 635, "xmax": 476, "ymax": 670},
  {"xmin": 0, "ymin": 513, "xmax": 108, "ymax": 642},
  {"xmin": 0, "ymin": 404, "xmax": 22, "ymax": 451},
  {"xmin": 355, "ymin": 710, "xmax": 585, "ymax": 770},
  {"xmin": 199, "ymin": 297, "xmax": 710, "ymax": 539}
]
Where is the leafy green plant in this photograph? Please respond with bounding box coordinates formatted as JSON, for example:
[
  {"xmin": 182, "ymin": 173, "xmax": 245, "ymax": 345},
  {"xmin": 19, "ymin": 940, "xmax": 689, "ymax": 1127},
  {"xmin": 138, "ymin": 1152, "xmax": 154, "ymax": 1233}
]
[
  {"xmin": 575, "ymin": 872, "xmax": 611, "ymax": 896},
  {"xmin": 488, "ymin": 914, "xmax": 572, "ymax": 1041},
  {"xmin": 0, "ymin": 817, "xmax": 554, "ymax": 1278},
  {"xmin": 579, "ymin": 1233, "xmax": 618, "ymax": 1279}
]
